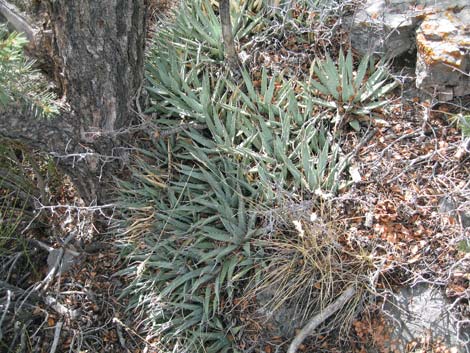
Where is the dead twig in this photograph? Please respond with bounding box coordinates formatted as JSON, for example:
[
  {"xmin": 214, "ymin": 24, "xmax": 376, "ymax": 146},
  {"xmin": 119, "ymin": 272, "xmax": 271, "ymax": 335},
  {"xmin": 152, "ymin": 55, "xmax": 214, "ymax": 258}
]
[
  {"xmin": 287, "ymin": 285, "xmax": 356, "ymax": 353},
  {"xmin": 378, "ymin": 130, "xmax": 421, "ymax": 159},
  {"xmin": 115, "ymin": 320, "xmax": 130, "ymax": 353},
  {"xmin": 113, "ymin": 317, "xmax": 152, "ymax": 346},
  {"xmin": 44, "ymin": 296, "xmax": 80, "ymax": 320},
  {"xmin": 0, "ymin": 289, "xmax": 11, "ymax": 341},
  {"xmin": 33, "ymin": 247, "xmax": 64, "ymax": 292},
  {"xmin": 350, "ymin": 128, "xmax": 377, "ymax": 158},
  {"xmin": 153, "ymin": 121, "xmax": 206, "ymax": 139},
  {"xmin": 49, "ymin": 321, "xmax": 63, "ymax": 353},
  {"xmin": 0, "ymin": 0, "xmax": 38, "ymax": 41},
  {"xmin": 5, "ymin": 252, "xmax": 23, "ymax": 282},
  {"xmin": 33, "ymin": 231, "xmax": 78, "ymax": 292},
  {"xmin": 220, "ymin": 0, "xmax": 242, "ymax": 79},
  {"xmin": 335, "ymin": 128, "xmax": 377, "ymax": 178},
  {"xmin": 387, "ymin": 146, "xmax": 455, "ymax": 184}
]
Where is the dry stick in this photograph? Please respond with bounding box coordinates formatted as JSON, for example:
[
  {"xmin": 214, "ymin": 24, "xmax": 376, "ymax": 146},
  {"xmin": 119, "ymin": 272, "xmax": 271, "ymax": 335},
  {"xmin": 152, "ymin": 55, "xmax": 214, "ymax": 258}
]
[
  {"xmin": 115, "ymin": 322, "xmax": 130, "ymax": 353},
  {"xmin": 44, "ymin": 296, "xmax": 80, "ymax": 320},
  {"xmin": 34, "ymin": 247, "xmax": 64, "ymax": 292},
  {"xmin": 0, "ymin": 0, "xmax": 37, "ymax": 41},
  {"xmin": 154, "ymin": 122, "xmax": 206, "ymax": 139},
  {"xmin": 378, "ymin": 131, "xmax": 420, "ymax": 159},
  {"xmin": 34, "ymin": 231, "xmax": 79, "ymax": 292},
  {"xmin": 0, "ymin": 290, "xmax": 12, "ymax": 341},
  {"xmin": 219, "ymin": 0, "xmax": 242, "ymax": 78},
  {"xmin": 113, "ymin": 317, "xmax": 152, "ymax": 346},
  {"xmin": 287, "ymin": 285, "xmax": 356, "ymax": 353},
  {"xmin": 386, "ymin": 149, "xmax": 439, "ymax": 184},
  {"xmin": 350, "ymin": 128, "xmax": 377, "ymax": 157},
  {"xmin": 24, "ymin": 151, "xmax": 48, "ymax": 203},
  {"xmin": 336, "ymin": 128, "xmax": 377, "ymax": 177},
  {"xmin": 5, "ymin": 252, "xmax": 23, "ymax": 282},
  {"xmin": 49, "ymin": 321, "xmax": 63, "ymax": 353},
  {"xmin": 130, "ymin": 107, "xmax": 206, "ymax": 140}
]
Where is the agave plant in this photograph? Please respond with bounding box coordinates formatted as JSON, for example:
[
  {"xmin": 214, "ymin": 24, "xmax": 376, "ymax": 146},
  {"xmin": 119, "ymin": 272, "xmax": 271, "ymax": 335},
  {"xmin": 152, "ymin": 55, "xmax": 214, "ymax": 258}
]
[
  {"xmin": 145, "ymin": 0, "xmax": 264, "ymax": 119},
  {"xmin": 118, "ymin": 137, "xmax": 262, "ymax": 352},
  {"xmin": 0, "ymin": 24, "xmax": 58, "ymax": 118},
  {"xmin": 199, "ymin": 68, "xmax": 347, "ymax": 198},
  {"xmin": 305, "ymin": 49, "xmax": 397, "ymax": 130},
  {"xmin": 147, "ymin": 44, "xmax": 349, "ymax": 199},
  {"xmin": 145, "ymin": 0, "xmax": 348, "ymax": 198},
  {"xmin": 120, "ymin": 1, "xmax": 381, "ymax": 350},
  {"xmin": 150, "ymin": 0, "xmax": 264, "ymax": 65}
]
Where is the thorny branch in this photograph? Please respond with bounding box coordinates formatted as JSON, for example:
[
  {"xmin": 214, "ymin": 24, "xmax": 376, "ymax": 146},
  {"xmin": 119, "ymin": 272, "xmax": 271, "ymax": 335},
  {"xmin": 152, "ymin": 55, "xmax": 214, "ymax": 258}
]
[{"xmin": 0, "ymin": 192, "xmax": 120, "ymax": 350}]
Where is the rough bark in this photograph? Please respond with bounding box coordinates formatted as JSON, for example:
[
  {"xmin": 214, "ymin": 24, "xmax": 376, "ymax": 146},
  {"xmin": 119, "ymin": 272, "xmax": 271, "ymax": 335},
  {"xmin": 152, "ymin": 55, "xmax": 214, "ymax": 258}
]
[
  {"xmin": 0, "ymin": 110, "xmax": 74, "ymax": 153},
  {"xmin": 219, "ymin": 0, "xmax": 241, "ymax": 77},
  {"xmin": 0, "ymin": 107, "xmax": 100, "ymax": 203},
  {"xmin": 47, "ymin": 0, "xmax": 146, "ymax": 134},
  {"xmin": 0, "ymin": 0, "xmax": 147, "ymax": 204}
]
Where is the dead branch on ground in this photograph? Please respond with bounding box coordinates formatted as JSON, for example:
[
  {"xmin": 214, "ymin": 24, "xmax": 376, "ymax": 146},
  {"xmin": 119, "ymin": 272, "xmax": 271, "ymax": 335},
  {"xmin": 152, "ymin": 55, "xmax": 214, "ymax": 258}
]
[{"xmin": 287, "ymin": 285, "xmax": 356, "ymax": 353}]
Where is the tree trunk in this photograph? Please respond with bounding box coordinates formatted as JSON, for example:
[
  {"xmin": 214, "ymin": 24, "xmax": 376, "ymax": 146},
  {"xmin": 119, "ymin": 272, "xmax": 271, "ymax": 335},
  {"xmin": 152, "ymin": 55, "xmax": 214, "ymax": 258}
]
[
  {"xmin": 48, "ymin": 0, "xmax": 146, "ymax": 134},
  {"xmin": 0, "ymin": 0, "xmax": 147, "ymax": 204}
]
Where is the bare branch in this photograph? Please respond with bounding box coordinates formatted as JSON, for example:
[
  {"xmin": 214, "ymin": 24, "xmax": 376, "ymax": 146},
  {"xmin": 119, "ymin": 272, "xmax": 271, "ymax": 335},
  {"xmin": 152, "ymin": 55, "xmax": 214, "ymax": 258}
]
[
  {"xmin": 44, "ymin": 297, "xmax": 79, "ymax": 320},
  {"xmin": 219, "ymin": 0, "xmax": 242, "ymax": 77},
  {"xmin": 49, "ymin": 321, "xmax": 63, "ymax": 353},
  {"xmin": 287, "ymin": 286, "xmax": 356, "ymax": 353},
  {"xmin": 0, "ymin": 290, "xmax": 12, "ymax": 341},
  {"xmin": 0, "ymin": 0, "xmax": 38, "ymax": 41}
]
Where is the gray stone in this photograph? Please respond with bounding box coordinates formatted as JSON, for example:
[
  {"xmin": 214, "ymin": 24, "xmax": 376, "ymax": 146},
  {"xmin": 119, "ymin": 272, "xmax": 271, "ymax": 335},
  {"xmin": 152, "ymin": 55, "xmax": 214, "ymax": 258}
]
[
  {"xmin": 47, "ymin": 248, "xmax": 79, "ymax": 275},
  {"xmin": 348, "ymin": 0, "xmax": 422, "ymax": 58},
  {"xmin": 439, "ymin": 196, "xmax": 470, "ymax": 229},
  {"xmin": 348, "ymin": 0, "xmax": 470, "ymax": 101},
  {"xmin": 416, "ymin": 7, "xmax": 470, "ymax": 100},
  {"xmin": 255, "ymin": 286, "xmax": 305, "ymax": 338},
  {"xmin": 383, "ymin": 284, "xmax": 469, "ymax": 352}
]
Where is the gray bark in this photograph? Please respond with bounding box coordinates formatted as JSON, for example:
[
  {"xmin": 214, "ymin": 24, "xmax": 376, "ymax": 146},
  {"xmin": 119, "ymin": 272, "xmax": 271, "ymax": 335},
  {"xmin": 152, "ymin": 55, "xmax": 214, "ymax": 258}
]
[
  {"xmin": 0, "ymin": 0, "xmax": 147, "ymax": 204},
  {"xmin": 219, "ymin": 0, "xmax": 241, "ymax": 76},
  {"xmin": 47, "ymin": 0, "xmax": 146, "ymax": 134},
  {"xmin": 0, "ymin": 107, "xmax": 101, "ymax": 203}
]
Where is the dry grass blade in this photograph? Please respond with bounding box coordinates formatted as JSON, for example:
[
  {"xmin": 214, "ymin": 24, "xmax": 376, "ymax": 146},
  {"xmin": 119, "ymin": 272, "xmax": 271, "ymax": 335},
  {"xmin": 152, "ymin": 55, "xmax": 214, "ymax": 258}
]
[{"xmin": 241, "ymin": 201, "xmax": 374, "ymax": 349}]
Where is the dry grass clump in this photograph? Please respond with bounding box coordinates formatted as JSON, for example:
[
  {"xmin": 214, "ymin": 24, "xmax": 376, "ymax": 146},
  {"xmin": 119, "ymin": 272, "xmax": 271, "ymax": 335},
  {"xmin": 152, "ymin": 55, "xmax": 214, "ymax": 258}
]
[{"xmin": 241, "ymin": 201, "xmax": 377, "ymax": 347}]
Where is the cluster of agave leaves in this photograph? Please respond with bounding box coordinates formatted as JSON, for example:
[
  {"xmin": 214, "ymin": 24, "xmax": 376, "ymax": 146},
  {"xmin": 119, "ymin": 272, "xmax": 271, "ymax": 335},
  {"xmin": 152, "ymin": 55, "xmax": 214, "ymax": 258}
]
[
  {"xmin": 117, "ymin": 0, "xmax": 396, "ymax": 351},
  {"xmin": 0, "ymin": 24, "xmax": 58, "ymax": 118}
]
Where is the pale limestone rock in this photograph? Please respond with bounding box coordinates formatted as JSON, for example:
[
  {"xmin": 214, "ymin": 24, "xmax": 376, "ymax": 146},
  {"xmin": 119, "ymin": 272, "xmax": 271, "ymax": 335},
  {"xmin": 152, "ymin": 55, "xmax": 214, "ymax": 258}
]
[
  {"xmin": 348, "ymin": 0, "xmax": 470, "ymax": 101},
  {"xmin": 383, "ymin": 284, "xmax": 469, "ymax": 353},
  {"xmin": 416, "ymin": 8, "xmax": 470, "ymax": 100},
  {"xmin": 349, "ymin": 0, "xmax": 427, "ymax": 58}
]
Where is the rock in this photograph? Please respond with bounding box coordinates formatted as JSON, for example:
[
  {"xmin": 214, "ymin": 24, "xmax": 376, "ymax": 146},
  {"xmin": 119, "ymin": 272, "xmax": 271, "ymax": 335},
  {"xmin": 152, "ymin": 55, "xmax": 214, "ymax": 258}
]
[
  {"xmin": 348, "ymin": 0, "xmax": 470, "ymax": 101},
  {"xmin": 255, "ymin": 286, "xmax": 304, "ymax": 338},
  {"xmin": 383, "ymin": 284, "xmax": 469, "ymax": 352},
  {"xmin": 349, "ymin": 0, "xmax": 423, "ymax": 58},
  {"xmin": 416, "ymin": 7, "xmax": 470, "ymax": 101},
  {"xmin": 439, "ymin": 196, "xmax": 470, "ymax": 228},
  {"xmin": 47, "ymin": 248, "xmax": 80, "ymax": 275}
]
